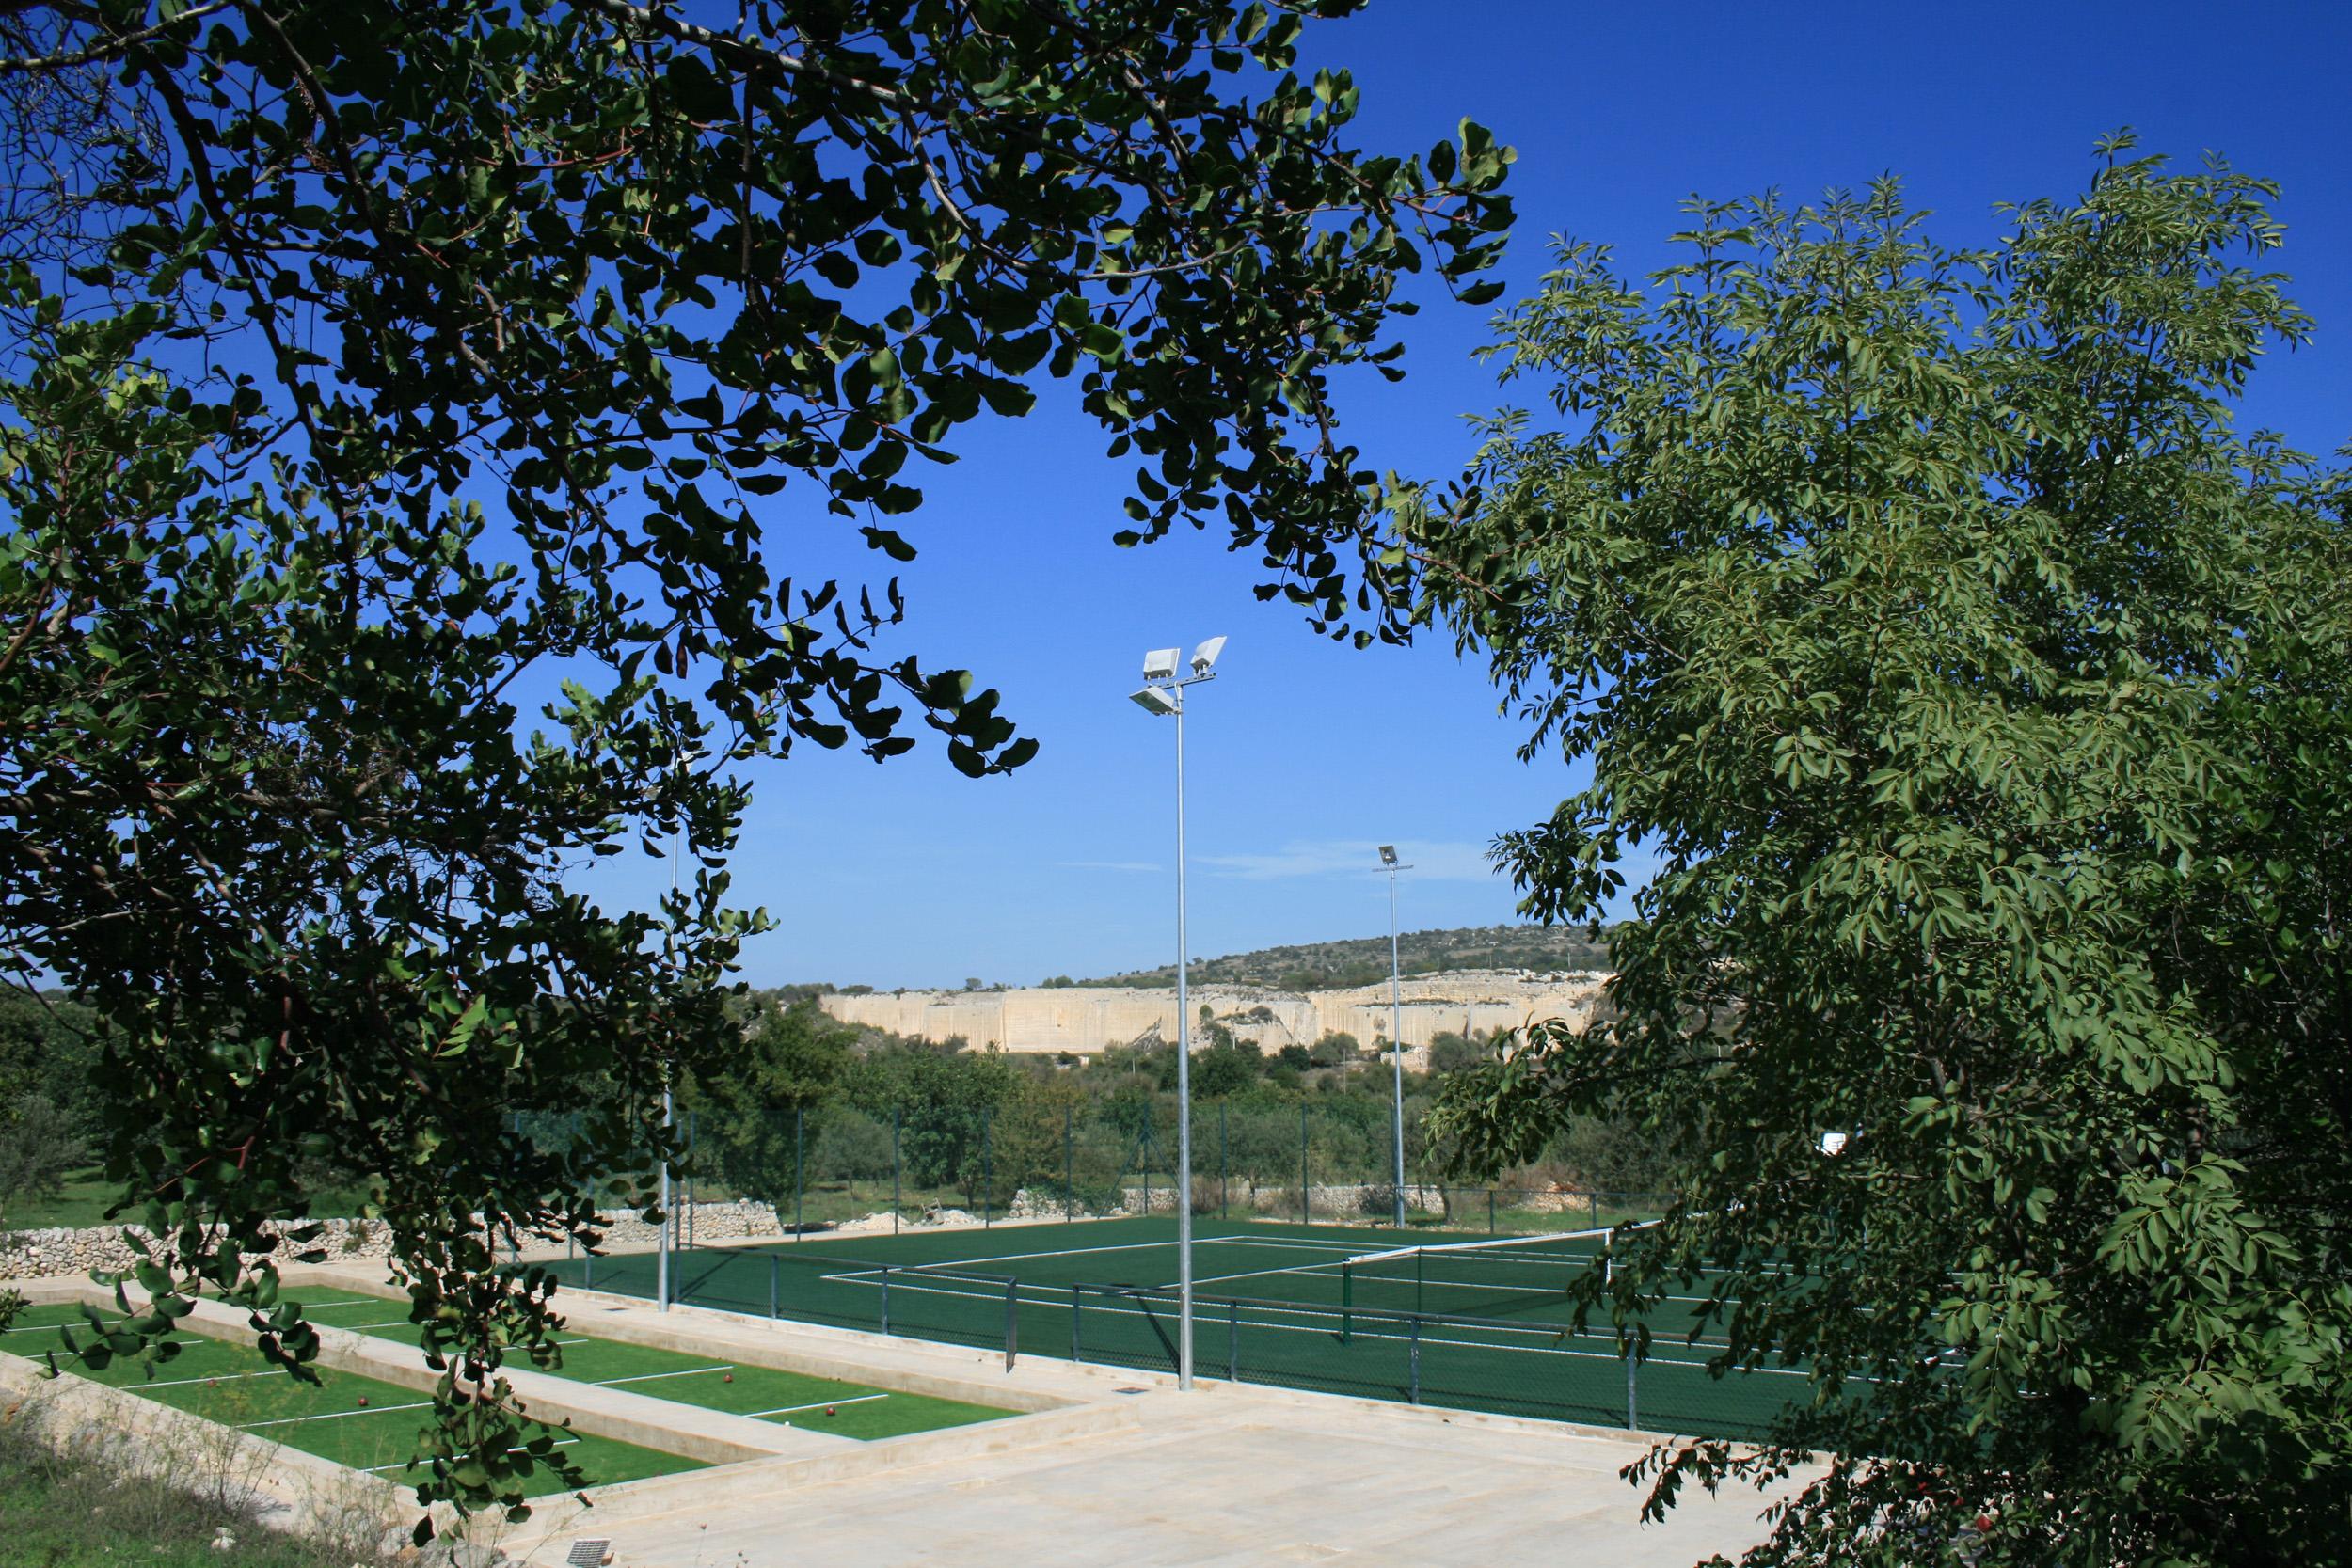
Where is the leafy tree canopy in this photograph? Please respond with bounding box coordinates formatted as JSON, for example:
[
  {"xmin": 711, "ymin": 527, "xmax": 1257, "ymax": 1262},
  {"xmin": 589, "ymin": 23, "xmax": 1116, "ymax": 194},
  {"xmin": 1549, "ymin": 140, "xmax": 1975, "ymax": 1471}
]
[
  {"xmin": 1418, "ymin": 142, "xmax": 2350, "ymax": 1567},
  {"xmin": 0, "ymin": 0, "xmax": 1509, "ymax": 1521}
]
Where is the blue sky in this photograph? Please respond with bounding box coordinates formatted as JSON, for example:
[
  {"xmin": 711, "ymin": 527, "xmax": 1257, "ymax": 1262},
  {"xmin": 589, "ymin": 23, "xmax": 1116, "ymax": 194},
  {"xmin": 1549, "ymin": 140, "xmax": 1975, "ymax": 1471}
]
[{"xmin": 590, "ymin": 0, "xmax": 2352, "ymax": 990}]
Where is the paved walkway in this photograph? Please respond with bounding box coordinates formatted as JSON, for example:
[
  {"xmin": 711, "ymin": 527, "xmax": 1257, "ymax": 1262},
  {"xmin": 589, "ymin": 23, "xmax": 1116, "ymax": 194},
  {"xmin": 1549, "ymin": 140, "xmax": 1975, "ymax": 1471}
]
[{"xmin": 467, "ymin": 1284, "xmax": 1801, "ymax": 1568}]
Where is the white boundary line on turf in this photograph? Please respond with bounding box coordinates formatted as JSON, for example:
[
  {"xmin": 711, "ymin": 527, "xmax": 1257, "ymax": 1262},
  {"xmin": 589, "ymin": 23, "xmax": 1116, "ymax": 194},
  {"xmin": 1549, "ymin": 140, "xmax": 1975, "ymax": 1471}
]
[
  {"xmin": 803, "ymin": 1229, "xmax": 1371, "ymax": 1277},
  {"xmin": 362, "ymin": 1437, "xmax": 579, "ymax": 1472},
  {"xmin": 135, "ymin": 1366, "xmax": 291, "ymax": 1390},
  {"xmin": 1050, "ymin": 1290, "xmax": 1819, "ymax": 1380},
  {"xmin": 240, "ymin": 1400, "xmax": 435, "ymax": 1429},
  {"xmin": 746, "ymin": 1392, "xmax": 889, "ymax": 1418},
  {"xmin": 595, "ymin": 1364, "xmax": 733, "ymax": 1386}
]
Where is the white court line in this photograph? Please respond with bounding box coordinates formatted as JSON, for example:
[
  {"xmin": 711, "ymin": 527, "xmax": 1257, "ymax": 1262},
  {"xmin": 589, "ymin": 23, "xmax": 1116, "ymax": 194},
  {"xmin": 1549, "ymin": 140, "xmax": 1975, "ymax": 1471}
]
[
  {"xmin": 595, "ymin": 1364, "xmax": 733, "ymax": 1386},
  {"xmin": 806, "ymin": 1228, "xmax": 1366, "ymax": 1278},
  {"xmin": 135, "ymin": 1366, "xmax": 292, "ymax": 1390},
  {"xmin": 746, "ymin": 1392, "xmax": 889, "ymax": 1418},
  {"xmin": 363, "ymin": 1437, "xmax": 578, "ymax": 1472},
  {"xmin": 240, "ymin": 1400, "xmax": 434, "ymax": 1429},
  {"xmin": 1065, "ymin": 1291, "xmax": 1819, "ymax": 1379}
]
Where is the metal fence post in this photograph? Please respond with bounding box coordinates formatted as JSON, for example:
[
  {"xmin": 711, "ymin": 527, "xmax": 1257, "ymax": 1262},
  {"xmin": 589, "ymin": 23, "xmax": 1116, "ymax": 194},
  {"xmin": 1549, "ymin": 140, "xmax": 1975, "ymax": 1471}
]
[
  {"xmin": 892, "ymin": 1107, "xmax": 902, "ymax": 1234},
  {"xmin": 793, "ymin": 1105, "xmax": 804, "ymax": 1242},
  {"xmin": 880, "ymin": 1265, "xmax": 891, "ymax": 1336},
  {"xmin": 983, "ymin": 1108, "xmax": 993, "ymax": 1228},
  {"xmin": 583, "ymin": 1250, "xmax": 594, "ymax": 1290},
  {"xmin": 1004, "ymin": 1278, "xmax": 1017, "ymax": 1371},
  {"xmin": 1488, "ymin": 1189, "xmax": 1496, "ymax": 1235},
  {"xmin": 1591, "ymin": 1192, "xmax": 1600, "ymax": 1227},
  {"xmin": 1064, "ymin": 1102, "xmax": 1074, "ymax": 1222},
  {"xmin": 1227, "ymin": 1299, "xmax": 1240, "ymax": 1382},
  {"xmin": 770, "ymin": 1254, "xmax": 780, "ymax": 1319},
  {"xmin": 685, "ymin": 1109, "xmax": 697, "ymax": 1252},
  {"xmin": 1409, "ymin": 1317, "xmax": 1422, "ymax": 1405},
  {"xmin": 1071, "ymin": 1286, "xmax": 1084, "ymax": 1363},
  {"xmin": 1627, "ymin": 1353, "xmax": 1638, "ymax": 1431}
]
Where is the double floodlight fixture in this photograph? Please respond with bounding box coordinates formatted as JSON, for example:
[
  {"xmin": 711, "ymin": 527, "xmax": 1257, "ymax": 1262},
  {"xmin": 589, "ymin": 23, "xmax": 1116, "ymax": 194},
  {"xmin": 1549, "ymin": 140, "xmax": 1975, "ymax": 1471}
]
[{"xmin": 1133, "ymin": 635, "xmax": 1226, "ymax": 713}]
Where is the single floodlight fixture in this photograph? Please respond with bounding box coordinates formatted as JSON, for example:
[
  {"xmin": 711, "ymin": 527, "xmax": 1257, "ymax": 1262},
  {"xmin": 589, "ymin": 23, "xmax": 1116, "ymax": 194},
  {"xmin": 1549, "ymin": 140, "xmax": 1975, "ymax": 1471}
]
[
  {"xmin": 1189, "ymin": 636, "xmax": 1228, "ymax": 676},
  {"xmin": 1378, "ymin": 845, "xmax": 1398, "ymax": 866},
  {"xmin": 1143, "ymin": 647, "xmax": 1180, "ymax": 681},
  {"xmin": 1819, "ymin": 1131, "xmax": 1850, "ymax": 1156},
  {"xmin": 1130, "ymin": 686, "xmax": 1179, "ymax": 717}
]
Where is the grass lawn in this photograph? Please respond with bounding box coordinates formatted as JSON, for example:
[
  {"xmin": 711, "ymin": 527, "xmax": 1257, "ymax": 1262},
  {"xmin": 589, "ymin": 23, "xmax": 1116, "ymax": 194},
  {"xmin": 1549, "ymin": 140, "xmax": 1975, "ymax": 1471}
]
[
  {"xmin": 4, "ymin": 1169, "xmax": 377, "ymax": 1231},
  {"xmin": 0, "ymin": 1435, "xmax": 361, "ymax": 1568}
]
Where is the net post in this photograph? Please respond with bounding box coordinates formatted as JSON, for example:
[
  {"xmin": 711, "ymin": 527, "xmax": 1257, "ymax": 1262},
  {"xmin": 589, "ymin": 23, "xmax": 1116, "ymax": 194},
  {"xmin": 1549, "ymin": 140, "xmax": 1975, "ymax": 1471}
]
[
  {"xmin": 1408, "ymin": 1316, "xmax": 1422, "ymax": 1405},
  {"xmin": 793, "ymin": 1105, "xmax": 804, "ymax": 1243},
  {"xmin": 880, "ymin": 1265, "xmax": 891, "ymax": 1336},
  {"xmin": 769, "ymin": 1254, "xmax": 780, "ymax": 1319},
  {"xmin": 1227, "ymin": 1299, "xmax": 1239, "ymax": 1383},
  {"xmin": 1004, "ymin": 1277, "xmax": 1017, "ymax": 1372},
  {"xmin": 1071, "ymin": 1285, "xmax": 1084, "ymax": 1363}
]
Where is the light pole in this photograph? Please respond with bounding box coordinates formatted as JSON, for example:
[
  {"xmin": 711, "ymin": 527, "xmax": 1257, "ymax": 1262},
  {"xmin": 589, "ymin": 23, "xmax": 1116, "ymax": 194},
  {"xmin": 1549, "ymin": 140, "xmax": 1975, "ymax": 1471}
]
[
  {"xmin": 657, "ymin": 745, "xmax": 703, "ymax": 1313},
  {"xmin": 1379, "ymin": 845, "xmax": 1412, "ymax": 1227},
  {"xmin": 1130, "ymin": 635, "xmax": 1226, "ymax": 1391}
]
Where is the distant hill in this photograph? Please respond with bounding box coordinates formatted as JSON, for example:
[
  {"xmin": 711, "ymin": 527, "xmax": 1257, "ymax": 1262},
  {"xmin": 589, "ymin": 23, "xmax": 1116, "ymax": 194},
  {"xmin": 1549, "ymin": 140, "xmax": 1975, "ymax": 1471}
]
[{"xmin": 1057, "ymin": 924, "xmax": 1613, "ymax": 992}]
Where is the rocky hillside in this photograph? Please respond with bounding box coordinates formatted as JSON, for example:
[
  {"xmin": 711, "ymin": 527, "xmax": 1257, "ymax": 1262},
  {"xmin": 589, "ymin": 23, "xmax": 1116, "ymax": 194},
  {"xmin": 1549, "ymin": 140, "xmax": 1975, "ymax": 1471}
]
[{"xmin": 1060, "ymin": 924, "xmax": 1613, "ymax": 991}]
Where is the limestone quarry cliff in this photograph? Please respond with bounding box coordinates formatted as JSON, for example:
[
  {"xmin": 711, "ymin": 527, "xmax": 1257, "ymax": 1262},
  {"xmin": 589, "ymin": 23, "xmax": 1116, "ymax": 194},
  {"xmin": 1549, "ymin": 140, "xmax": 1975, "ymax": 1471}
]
[{"xmin": 816, "ymin": 969, "xmax": 1608, "ymax": 1069}]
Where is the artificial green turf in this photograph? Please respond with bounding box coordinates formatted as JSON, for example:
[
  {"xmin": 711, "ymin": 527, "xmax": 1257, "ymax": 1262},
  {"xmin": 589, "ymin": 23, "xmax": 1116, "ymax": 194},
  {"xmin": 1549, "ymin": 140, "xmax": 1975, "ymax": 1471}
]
[
  {"xmin": 543, "ymin": 1216, "xmax": 1857, "ymax": 1439},
  {"xmin": 288, "ymin": 1288, "xmax": 1011, "ymax": 1441},
  {"xmin": 1, "ymin": 1303, "xmax": 700, "ymax": 1496}
]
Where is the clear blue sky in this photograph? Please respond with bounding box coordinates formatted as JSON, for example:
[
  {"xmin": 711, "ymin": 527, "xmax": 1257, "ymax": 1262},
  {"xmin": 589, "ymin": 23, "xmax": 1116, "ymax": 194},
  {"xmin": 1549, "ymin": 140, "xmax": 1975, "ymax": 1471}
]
[{"xmin": 589, "ymin": 0, "xmax": 2352, "ymax": 990}]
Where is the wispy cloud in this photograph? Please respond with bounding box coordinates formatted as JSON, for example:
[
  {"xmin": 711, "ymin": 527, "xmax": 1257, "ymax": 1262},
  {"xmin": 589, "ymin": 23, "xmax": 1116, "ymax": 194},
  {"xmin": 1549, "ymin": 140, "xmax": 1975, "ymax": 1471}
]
[
  {"xmin": 1057, "ymin": 859, "xmax": 1162, "ymax": 873},
  {"xmin": 1199, "ymin": 838, "xmax": 1498, "ymax": 882}
]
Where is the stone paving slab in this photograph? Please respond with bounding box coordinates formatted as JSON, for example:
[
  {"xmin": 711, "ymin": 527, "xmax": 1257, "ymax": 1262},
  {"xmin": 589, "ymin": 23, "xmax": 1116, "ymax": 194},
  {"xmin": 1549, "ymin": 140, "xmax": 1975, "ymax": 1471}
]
[{"xmin": 510, "ymin": 1394, "xmax": 1797, "ymax": 1568}]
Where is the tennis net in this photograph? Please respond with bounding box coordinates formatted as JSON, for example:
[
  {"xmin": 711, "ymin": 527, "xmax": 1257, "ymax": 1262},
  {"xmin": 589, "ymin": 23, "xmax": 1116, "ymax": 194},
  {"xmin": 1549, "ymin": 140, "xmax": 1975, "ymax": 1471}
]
[{"xmin": 1338, "ymin": 1223, "xmax": 1653, "ymax": 1324}]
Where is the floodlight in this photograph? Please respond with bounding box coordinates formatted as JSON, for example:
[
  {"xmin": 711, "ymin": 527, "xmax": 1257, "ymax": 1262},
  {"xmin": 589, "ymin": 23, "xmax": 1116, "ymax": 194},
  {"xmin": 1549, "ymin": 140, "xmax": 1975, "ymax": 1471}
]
[
  {"xmin": 1189, "ymin": 635, "xmax": 1227, "ymax": 675},
  {"xmin": 1130, "ymin": 686, "xmax": 1179, "ymax": 716},
  {"xmin": 1378, "ymin": 845, "xmax": 1398, "ymax": 866},
  {"xmin": 1820, "ymin": 1131, "xmax": 1850, "ymax": 1156},
  {"xmin": 1143, "ymin": 647, "xmax": 1180, "ymax": 680}
]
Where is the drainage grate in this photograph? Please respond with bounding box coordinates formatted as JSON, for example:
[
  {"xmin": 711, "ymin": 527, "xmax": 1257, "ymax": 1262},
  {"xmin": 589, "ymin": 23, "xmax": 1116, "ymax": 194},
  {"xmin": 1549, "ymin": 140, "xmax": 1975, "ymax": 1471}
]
[{"xmin": 564, "ymin": 1541, "xmax": 612, "ymax": 1567}]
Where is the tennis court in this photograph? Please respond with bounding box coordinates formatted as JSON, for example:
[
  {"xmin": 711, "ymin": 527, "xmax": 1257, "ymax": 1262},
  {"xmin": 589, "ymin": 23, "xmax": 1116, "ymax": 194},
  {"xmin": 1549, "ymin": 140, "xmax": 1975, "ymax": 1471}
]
[
  {"xmin": 548, "ymin": 1216, "xmax": 1861, "ymax": 1438},
  {"xmin": 1, "ymin": 1301, "xmax": 697, "ymax": 1495},
  {"xmin": 286, "ymin": 1286, "xmax": 1010, "ymax": 1441}
]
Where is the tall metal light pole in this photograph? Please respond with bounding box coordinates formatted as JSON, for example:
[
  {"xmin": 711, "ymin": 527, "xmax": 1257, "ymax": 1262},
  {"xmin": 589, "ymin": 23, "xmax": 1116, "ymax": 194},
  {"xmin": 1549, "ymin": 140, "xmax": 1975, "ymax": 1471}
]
[
  {"xmin": 657, "ymin": 746, "xmax": 702, "ymax": 1313},
  {"xmin": 1379, "ymin": 845, "xmax": 1412, "ymax": 1227},
  {"xmin": 1131, "ymin": 636, "xmax": 1226, "ymax": 1391}
]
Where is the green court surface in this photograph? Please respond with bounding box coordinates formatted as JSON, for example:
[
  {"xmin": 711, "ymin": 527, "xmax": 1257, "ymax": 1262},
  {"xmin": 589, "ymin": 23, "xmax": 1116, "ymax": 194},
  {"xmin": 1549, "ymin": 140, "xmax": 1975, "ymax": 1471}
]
[
  {"xmin": 1, "ymin": 1302, "xmax": 697, "ymax": 1496},
  {"xmin": 282, "ymin": 1287, "xmax": 1010, "ymax": 1441},
  {"xmin": 547, "ymin": 1216, "xmax": 1867, "ymax": 1439}
]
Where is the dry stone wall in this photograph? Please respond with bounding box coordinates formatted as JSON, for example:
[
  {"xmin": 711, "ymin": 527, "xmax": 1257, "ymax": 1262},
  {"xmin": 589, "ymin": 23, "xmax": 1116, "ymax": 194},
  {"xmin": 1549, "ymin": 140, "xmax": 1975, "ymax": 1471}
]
[
  {"xmin": 818, "ymin": 969, "xmax": 1608, "ymax": 1066},
  {"xmin": 0, "ymin": 1200, "xmax": 785, "ymax": 1282}
]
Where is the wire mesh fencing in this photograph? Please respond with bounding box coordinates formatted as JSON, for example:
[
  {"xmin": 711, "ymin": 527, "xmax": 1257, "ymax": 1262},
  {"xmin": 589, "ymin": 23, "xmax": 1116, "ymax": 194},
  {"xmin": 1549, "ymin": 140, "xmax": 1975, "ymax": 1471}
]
[{"xmin": 652, "ymin": 1091, "xmax": 1670, "ymax": 1241}]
